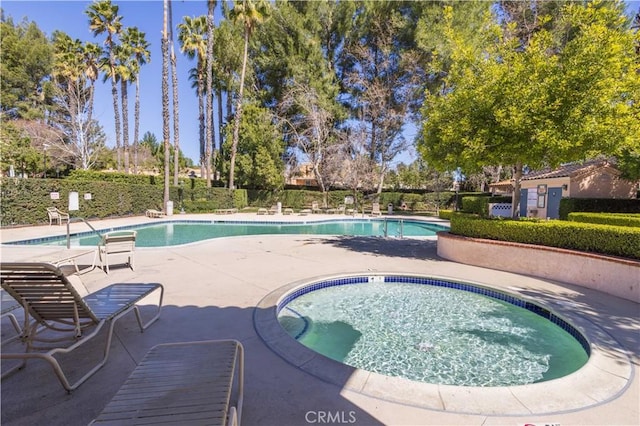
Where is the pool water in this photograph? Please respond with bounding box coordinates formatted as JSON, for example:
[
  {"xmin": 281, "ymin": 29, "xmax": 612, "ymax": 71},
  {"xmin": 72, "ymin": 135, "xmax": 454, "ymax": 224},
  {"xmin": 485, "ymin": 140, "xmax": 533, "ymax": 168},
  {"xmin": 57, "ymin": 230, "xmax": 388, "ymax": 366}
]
[
  {"xmin": 278, "ymin": 280, "xmax": 589, "ymax": 387},
  {"xmin": 19, "ymin": 220, "xmax": 447, "ymax": 248}
]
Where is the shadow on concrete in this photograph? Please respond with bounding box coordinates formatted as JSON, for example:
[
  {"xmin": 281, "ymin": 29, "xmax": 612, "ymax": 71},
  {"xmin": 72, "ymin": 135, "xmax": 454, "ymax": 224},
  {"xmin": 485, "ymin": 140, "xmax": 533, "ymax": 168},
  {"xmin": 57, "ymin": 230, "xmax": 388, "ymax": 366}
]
[
  {"xmin": 311, "ymin": 236, "xmax": 441, "ymax": 260},
  {"xmin": 1, "ymin": 303, "xmax": 384, "ymax": 426}
]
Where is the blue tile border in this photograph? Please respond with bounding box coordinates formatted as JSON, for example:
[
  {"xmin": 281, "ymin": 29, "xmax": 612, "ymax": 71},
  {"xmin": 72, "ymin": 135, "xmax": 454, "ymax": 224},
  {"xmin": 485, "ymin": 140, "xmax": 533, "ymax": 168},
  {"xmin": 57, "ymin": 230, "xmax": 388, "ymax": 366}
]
[{"xmin": 277, "ymin": 274, "xmax": 590, "ymax": 356}]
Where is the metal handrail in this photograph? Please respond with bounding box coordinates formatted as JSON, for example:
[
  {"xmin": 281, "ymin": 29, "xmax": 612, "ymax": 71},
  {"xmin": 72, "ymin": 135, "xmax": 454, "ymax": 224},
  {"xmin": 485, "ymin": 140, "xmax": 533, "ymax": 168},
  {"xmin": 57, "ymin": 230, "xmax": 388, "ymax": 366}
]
[
  {"xmin": 66, "ymin": 217, "xmax": 104, "ymax": 249},
  {"xmin": 382, "ymin": 218, "xmax": 404, "ymax": 239}
]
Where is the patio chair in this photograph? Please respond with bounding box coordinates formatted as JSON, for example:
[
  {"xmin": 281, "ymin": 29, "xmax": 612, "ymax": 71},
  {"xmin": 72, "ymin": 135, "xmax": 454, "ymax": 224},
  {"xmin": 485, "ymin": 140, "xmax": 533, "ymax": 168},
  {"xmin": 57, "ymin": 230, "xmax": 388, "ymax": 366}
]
[
  {"xmin": 257, "ymin": 208, "xmax": 268, "ymax": 215},
  {"xmin": 268, "ymin": 205, "xmax": 278, "ymax": 215},
  {"xmin": 371, "ymin": 202, "xmax": 382, "ymax": 217},
  {"xmin": 311, "ymin": 201, "xmax": 322, "ymax": 214},
  {"xmin": 145, "ymin": 209, "xmax": 164, "ymax": 218},
  {"xmin": 47, "ymin": 207, "xmax": 70, "ymax": 226},
  {"xmin": 0, "ymin": 262, "xmax": 163, "ymax": 392},
  {"xmin": 98, "ymin": 231, "xmax": 136, "ymax": 274}
]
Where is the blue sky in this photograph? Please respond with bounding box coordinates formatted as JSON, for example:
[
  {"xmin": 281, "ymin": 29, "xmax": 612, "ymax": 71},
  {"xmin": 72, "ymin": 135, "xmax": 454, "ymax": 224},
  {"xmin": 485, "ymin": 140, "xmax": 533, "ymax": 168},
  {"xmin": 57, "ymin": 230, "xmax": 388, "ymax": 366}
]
[
  {"xmin": 2, "ymin": 0, "xmax": 224, "ymax": 164},
  {"xmin": 2, "ymin": 1, "xmax": 639, "ymax": 166}
]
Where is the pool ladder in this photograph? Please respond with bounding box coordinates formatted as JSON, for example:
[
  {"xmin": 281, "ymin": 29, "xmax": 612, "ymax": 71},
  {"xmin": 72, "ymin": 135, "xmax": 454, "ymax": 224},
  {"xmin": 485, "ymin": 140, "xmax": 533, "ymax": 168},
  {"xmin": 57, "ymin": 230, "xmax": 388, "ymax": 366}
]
[
  {"xmin": 65, "ymin": 217, "xmax": 104, "ymax": 249},
  {"xmin": 383, "ymin": 218, "xmax": 403, "ymax": 239}
]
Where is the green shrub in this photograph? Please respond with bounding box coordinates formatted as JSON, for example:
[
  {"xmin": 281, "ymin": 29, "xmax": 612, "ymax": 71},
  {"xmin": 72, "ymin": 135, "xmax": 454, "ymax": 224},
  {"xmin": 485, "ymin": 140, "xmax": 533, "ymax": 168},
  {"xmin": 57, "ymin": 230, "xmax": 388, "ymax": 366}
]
[
  {"xmin": 461, "ymin": 195, "xmax": 512, "ymax": 217},
  {"xmin": 450, "ymin": 213, "xmax": 640, "ymax": 259},
  {"xmin": 439, "ymin": 210, "xmax": 453, "ymax": 220},
  {"xmin": 559, "ymin": 198, "xmax": 640, "ymax": 220},
  {"xmin": 568, "ymin": 212, "xmax": 640, "ymax": 228}
]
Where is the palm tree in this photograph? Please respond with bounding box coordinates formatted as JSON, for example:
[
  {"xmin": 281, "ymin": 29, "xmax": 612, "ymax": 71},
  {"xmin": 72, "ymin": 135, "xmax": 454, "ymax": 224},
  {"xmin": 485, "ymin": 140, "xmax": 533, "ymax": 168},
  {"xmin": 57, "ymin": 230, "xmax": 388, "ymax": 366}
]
[
  {"xmin": 228, "ymin": 0, "xmax": 269, "ymax": 189},
  {"xmin": 205, "ymin": 1, "xmax": 216, "ymax": 187},
  {"xmin": 121, "ymin": 27, "xmax": 150, "ymax": 174},
  {"xmin": 162, "ymin": 0, "xmax": 171, "ymax": 209},
  {"xmin": 168, "ymin": 0, "xmax": 180, "ymax": 186},
  {"xmin": 114, "ymin": 41, "xmax": 133, "ymax": 173},
  {"xmin": 82, "ymin": 42, "xmax": 102, "ymax": 133},
  {"xmin": 86, "ymin": 0, "xmax": 123, "ymax": 170},
  {"xmin": 178, "ymin": 16, "xmax": 207, "ymax": 178}
]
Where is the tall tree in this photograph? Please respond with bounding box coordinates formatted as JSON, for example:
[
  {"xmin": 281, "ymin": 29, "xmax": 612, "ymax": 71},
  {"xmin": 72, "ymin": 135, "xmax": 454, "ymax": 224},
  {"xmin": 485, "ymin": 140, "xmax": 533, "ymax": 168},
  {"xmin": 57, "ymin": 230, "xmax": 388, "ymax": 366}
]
[
  {"xmin": 339, "ymin": 1, "xmax": 419, "ymax": 195},
  {"xmin": 205, "ymin": 0, "xmax": 216, "ymax": 186},
  {"xmin": 178, "ymin": 15, "xmax": 207, "ymax": 177},
  {"xmin": 278, "ymin": 81, "xmax": 340, "ymax": 205},
  {"xmin": 81, "ymin": 42, "xmax": 102, "ymax": 138},
  {"xmin": 168, "ymin": 0, "xmax": 180, "ymax": 185},
  {"xmin": 162, "ymin": 0, "xmax": 171, "ymax": 210},
  {"xmin": 418, "ymin": 2, "xmax": 639, "ymax": 217},
  {"xmin": 48, "ymin": 31, "xmax": 106, "ymax": 170},
  {"xmin": 228, "ymin": 0, "xmax": 269, "ymax": 189},
  {"xmin": 114, "ymin": 39, "xmax": 133, "ymax": 173},
  {"xmin": 224, "ymin": 103, "xmax": 284, "ymax": 189},
  {"xmin": 212, "ymin": 19, "xmax": 243, "ymax": 167},
  {"xmin": 0, "ymin": 16, "xmax": 53, "ymax": 119},
  {"xmin": 86, "ymin": 0, "xmax": 123, "ymax": 170},
  {"xmin": 122, "ymin": 27, "xmax": 150, "ymax": 174}
]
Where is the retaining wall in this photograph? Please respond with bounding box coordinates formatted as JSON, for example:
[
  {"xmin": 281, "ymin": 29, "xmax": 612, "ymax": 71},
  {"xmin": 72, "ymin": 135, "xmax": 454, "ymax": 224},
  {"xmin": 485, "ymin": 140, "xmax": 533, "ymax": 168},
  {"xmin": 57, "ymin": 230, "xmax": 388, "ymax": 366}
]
[{"xmin": 437, "ymin": 232, "xmax": 640, "ymax": 303}]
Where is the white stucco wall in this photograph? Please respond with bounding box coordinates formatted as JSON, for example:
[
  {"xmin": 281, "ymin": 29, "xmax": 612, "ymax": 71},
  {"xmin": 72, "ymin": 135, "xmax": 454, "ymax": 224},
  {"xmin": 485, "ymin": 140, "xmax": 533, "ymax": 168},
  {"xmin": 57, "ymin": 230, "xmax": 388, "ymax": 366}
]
[{"xmin": 437, "ymin": 232, "xmax": 640, "ymax": 303}]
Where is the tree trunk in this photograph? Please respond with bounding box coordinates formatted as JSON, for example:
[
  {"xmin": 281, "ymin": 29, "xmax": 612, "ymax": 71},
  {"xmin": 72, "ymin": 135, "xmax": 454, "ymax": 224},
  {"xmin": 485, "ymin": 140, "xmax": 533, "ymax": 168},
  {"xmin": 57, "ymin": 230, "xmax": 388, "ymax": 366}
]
[
  {"xmin": 511, "ymin": 161, "xmax": 523, "ymax": 218},
  {"xmin": 162, "ymin": 0, "xmax": 171, "ymax": 210},
  {"xmin": 110, "ymin": 61, "xmax": 122, "ymax": 171},
  {"xmin": 120, "ymin": 79, "xmax": 130, "ymax": 173},
  {"xmin": 217, "ymin": 87, "xmax": 224, "ymax": 161},
  {"xmin": 229, "ymin": 32, "xmax": 249, "ymax": 190},
  {"xmin": 375, "ymin": 163, "xmax": 386, "ymax": 195},
  {"xmin": 210, "ymin": 86, "xmax": 217, "ymax": 181},
  {"xmin": 133, "ymin": 78, "xmax": 140, "ymax": 174},
  {"xmin": 205, "ymin": 2, "xmax": 214, "ymax": 187},
  {"xmin": 169, "ymin": 0, "xmax": 180, "ymax": 186},
  {"xmin": 198, "ymin": 63, "xmax": 206, "ymax": 179}
]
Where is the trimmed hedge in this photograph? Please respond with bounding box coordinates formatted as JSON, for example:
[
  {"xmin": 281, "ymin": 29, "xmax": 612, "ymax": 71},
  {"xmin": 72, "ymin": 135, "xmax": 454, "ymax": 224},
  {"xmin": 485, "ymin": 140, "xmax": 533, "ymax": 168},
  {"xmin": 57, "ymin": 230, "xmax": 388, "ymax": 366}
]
[
  {"xmin": 450, "ymin": 213, "xmax": 640, "ymax": 260},
  {"xmin": 245, "ymin": 189, "xmax": 458, "ymax": 211},
  {"xmin": 0, "ymin": 178, "xmax": 246, "ymax": 226},
  {"xmin": 461, "ymin": 195, "xmax": 512, "ymax": 217},
  {"xmin": 568, "ymin": 212, "xmax": 640, "ymax": 228},
  {"xmin": 559, "ymin": 198, "xmax": 640, "ymax": 220}
]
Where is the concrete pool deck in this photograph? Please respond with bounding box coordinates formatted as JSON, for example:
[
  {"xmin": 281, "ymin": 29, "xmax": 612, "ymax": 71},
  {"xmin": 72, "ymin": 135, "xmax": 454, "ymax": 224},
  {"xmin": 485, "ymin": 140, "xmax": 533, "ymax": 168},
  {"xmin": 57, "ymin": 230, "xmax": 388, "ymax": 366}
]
[{"xmin": 1, "ymin": 213, "xmax": 638, "ymax": 425}]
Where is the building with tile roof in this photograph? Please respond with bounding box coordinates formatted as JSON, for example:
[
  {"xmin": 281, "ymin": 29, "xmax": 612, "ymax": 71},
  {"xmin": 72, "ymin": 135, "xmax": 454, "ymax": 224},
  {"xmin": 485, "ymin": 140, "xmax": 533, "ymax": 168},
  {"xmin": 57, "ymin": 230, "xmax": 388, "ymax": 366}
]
[{"xmin": 489, "ymin": 158, "xmax": 638, "ymax": 218}]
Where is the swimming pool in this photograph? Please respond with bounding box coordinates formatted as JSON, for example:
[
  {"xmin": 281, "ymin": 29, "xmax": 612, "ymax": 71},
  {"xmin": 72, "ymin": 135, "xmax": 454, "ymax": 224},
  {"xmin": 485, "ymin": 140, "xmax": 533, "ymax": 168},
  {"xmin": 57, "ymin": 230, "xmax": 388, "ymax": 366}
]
[
  {"xmin": 6, "ymin": 219, "xmax": 448, "ymax": 248},
  {"xmin": 276, "ymin": 275, "xmax": 589, "ymax": 387}
]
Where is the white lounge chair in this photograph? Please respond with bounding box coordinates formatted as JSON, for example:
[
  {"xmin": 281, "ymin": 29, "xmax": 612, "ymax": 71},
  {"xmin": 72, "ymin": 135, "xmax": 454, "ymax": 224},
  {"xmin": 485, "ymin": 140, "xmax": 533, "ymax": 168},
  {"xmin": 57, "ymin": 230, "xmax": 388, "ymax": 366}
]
[
  {"xmin": 0, "ymin": 262, "xmax": 163, "ymax": 392},
  {"xmin": 47, "ymin": 207, "xmax": 70, "ymax": 226},
  {"xmin": 145, "ymin": 209, "xmax": 164, "ymax": 218},
  {"xmin": 98, "ymin": 231, "xmax": 136, "ymax": 274},
  {"xmin": 91, "ymin": 340, "xmax": 244, "ymax": 426}
]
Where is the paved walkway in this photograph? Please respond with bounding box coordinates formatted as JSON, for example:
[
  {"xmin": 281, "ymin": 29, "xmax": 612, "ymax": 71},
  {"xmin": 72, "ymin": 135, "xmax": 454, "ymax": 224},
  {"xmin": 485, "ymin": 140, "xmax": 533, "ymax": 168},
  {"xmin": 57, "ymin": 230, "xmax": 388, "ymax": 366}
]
[{"xmin": 1, "ymin": 214, "xmax": 638, "ymax": 425}]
